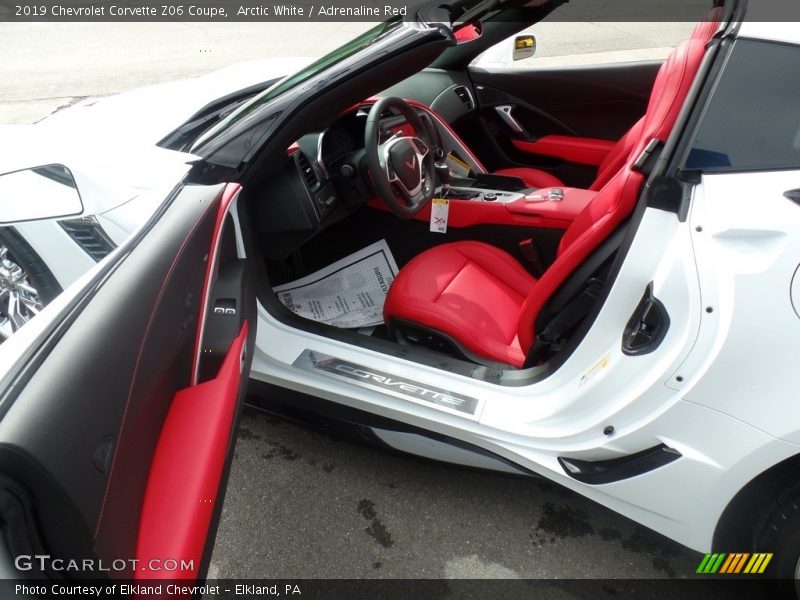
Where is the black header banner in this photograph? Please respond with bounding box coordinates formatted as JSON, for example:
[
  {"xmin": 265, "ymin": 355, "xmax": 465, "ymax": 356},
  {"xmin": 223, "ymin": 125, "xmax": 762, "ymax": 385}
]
[
  {"xmin": 4, "ymin": 0, "xmax": 422, "ymax": 21},
  {"xmin": 2, "ymin": 0, "xmax": 797, "ymax": 23}
]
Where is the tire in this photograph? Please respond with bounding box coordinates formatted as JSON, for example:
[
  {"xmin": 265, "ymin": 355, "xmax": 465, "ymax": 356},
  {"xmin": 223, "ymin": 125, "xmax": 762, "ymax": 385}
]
[
  {"xmin": 0, "ymin": 227, "xmax": 62, "ymax": 304},
  {"xmin": 752, "ymin": 479, "xmax": 800, "ymax": 597}
]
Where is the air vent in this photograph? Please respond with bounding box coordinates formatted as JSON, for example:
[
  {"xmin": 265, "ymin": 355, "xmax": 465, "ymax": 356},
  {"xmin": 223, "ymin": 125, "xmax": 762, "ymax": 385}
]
[
  {"xmin": 296, "ymin": 153, "xmax": 320, "ymax": 190},
  {"xmin": 59, "ymin": 217, "xmax": 116, "ymax": 262},
  {"xmin": 453, "ymin": 85, "xmax": 475, "ymax": 111}
]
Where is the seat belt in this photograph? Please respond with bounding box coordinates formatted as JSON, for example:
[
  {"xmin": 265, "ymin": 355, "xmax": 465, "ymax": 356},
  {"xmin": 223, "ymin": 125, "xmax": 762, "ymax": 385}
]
[
  {"xmin": 518, "ymin": 239, "xmax": 545, "ymax": 277},
  {"xmin": 525, "ymin": 278, "xmax": 604, "ymax": 365}
]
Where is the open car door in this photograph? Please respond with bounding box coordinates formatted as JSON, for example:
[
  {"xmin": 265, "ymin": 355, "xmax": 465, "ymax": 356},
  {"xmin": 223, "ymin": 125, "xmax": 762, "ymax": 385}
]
[{"xmin": 0, "ymin": 181, "xmax": 255, "ymax": 589}]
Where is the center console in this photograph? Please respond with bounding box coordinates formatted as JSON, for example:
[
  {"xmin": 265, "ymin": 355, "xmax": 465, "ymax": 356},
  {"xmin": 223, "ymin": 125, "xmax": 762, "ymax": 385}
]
[
  {"xmin": 444, "ymin": 187, "xmax": 525, "ymax": 203},
  {"xmin": 440, "ymin": 172, "xmax": 529, "ymax": 203},
  {"xmin": 438, "ymin": 181, "xmax": 597, "ymax": 228}
]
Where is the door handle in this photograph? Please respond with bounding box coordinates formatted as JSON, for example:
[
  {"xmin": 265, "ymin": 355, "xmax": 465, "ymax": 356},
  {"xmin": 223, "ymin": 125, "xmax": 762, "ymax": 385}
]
[{"xmin": 495, "ymin": 105, "xmax": 526, "ymax": 134}]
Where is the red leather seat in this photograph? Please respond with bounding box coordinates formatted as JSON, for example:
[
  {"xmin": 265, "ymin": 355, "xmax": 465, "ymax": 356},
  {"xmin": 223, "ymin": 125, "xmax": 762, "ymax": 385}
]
[
  {"xmin": 385, "ymin": 35, "xmax": 710, "ymax": 367},
  {"xmin": 491, "ymin": 14, "xmax": 719, "ymax": 192},
  {"xmin": 386, "ymin": 241, "xmax": 536, "ymax": 366}
]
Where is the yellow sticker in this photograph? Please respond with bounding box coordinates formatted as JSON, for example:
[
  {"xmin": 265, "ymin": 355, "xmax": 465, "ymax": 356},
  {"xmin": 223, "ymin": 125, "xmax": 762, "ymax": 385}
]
[
  {"xmin": 445, "ymin": 152, "xmax": 471, "ymax": 179},
  {"xmin": 580, "ymin": 355, "xmax": 610, "ymax": 387}
]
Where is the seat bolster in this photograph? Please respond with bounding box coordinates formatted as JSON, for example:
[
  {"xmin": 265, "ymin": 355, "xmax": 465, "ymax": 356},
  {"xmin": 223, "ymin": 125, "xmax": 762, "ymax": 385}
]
[
  {"xmin": 384, "ymin": 241, "xmax": 535, "ymax": 367},
  {"xmin": 517, "ymin": 167, "xmax": 644, "ymax": 353}
]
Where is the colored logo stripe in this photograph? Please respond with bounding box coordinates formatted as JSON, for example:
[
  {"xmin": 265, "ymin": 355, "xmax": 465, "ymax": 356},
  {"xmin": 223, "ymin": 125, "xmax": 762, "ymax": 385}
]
[
  {"xmin": 697, "ymin": 553, "xmax": 726, "ymax": 573},
  {"xmin": 719, "ymin": 553, "xmax": 748, "ymax": 573},
  {"xmin": 744, "ymin": 553, "xmax": 773, "ymax": 574},
  {"xmin": 697, "ymin": 552, "xmax": 772, "ymax": 574}
]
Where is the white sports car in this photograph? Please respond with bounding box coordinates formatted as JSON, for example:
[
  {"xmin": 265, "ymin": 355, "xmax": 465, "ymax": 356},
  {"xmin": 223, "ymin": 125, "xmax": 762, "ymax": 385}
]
[{"xmin": 1, "ymin": 0, "xmax": 799, "ymax": 592}]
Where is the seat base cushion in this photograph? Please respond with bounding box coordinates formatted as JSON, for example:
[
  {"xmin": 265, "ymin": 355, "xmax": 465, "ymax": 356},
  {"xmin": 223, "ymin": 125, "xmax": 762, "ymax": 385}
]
[
  {"xmin": 384, "ymin": 241, "xmax": 536, "ymax": 367},
  {"xmin": 493, "ymin": 167, "xmax": 565, "ymax": 190}
]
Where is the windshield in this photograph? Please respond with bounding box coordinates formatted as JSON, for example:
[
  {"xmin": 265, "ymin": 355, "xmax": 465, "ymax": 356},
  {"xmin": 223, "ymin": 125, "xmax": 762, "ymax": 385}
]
[
  {"xmin": 190, "ymin": 13, "xmax": 454, "ymax": 162},
  {"xmin": 260, "ymin": 18, "xmax": 404, "ymax": 104},
  {"xmin": 193, "ymin": 17, "xmax": 405, "ymax": 152}
]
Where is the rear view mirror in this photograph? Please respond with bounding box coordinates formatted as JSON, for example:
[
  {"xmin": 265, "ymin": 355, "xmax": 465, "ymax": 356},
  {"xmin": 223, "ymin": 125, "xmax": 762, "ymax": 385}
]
[
  {"xmin": 513, "ymin": 34, "xmax": 537, "ymax": 61},
  {"xmin": 0, "ymin": 164, "xmax": 83, "ymax": 225}
]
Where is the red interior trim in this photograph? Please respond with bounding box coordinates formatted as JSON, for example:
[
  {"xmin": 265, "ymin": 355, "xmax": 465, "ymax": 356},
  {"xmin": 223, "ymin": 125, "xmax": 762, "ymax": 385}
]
[
  {"xmin": 512, "ymin": 135, "xmax": 615, "ymax": 166},
  {"xmin": 391, "ymin": 123, "xmax": 416, "ymax": 137},
  {"xmin": 453, "ymin": 22, "xmax": 482, "ymax": 43},
  {"xmin": 135, "ymin": 322, "xmax": 248, "ymax": 581},
  {"xmin": 286, "ymin": 142, "xmax": 301, "ymax": 156},
  {"xmin": 366, "ymin": 193, "xmax": 585, "ymax": 230}
]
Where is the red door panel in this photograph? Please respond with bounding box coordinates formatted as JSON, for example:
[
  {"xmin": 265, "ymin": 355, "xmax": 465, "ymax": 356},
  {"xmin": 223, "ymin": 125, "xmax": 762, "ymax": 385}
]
[
  {"xmin": 135, "ymin": 323, "xmax": 248, "ymax": 581},
  {"xmin": 511, "ymin": 135, "xmax": 615, "ymax": 166}
]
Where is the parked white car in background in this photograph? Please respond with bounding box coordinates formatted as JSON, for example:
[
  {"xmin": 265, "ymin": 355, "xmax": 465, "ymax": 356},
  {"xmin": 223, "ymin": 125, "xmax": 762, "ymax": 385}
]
[{"xmin": 0, "ymin": 57, "xmax": 310, "ymax": 340}]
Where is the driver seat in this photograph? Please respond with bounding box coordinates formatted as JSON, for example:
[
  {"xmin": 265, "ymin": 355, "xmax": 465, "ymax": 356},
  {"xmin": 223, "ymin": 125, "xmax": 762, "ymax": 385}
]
[{"xmin": 383, "ymin": 37, "xmax": 708, "ymax": 368}]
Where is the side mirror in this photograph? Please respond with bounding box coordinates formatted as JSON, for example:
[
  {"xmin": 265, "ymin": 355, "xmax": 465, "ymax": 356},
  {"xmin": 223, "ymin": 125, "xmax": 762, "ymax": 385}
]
[
  {"xmin": 0, "ymin": 164, "xmax": 83, "ymax": 225},
  {"xmin": 512, "ymin": 34, "xmax": 537, "ymax": 61},
  {"xmin": 473, "ymin": 30, "xmax": 538, "ymax": 69}
]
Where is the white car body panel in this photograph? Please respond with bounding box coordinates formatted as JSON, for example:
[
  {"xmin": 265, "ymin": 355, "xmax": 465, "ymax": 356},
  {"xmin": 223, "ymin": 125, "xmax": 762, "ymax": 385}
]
[
  {"xmin": 738, "ymin": 22, "xmax": 800, "ymax": 45},
  {"xmin": 12, "ymin": 221, "xmax": 97, "ymax": 289},
  {"xmin": 0, "ymin": 57, "xmax": 312, "ymax": 218},
  {"xmin": 681, "ymin": 170, "xmax": 800, "ymax": 443}
]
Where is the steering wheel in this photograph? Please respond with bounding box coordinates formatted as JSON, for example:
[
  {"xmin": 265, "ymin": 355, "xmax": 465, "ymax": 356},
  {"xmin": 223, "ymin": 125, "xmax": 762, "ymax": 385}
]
[{"xmin": 365, "ymin": 97, "xmax": 436, "ymax": 218}]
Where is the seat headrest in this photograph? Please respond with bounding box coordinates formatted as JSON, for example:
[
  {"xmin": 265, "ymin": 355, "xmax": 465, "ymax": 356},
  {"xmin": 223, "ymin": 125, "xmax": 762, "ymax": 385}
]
[
  {"xmin": 690, "ymin": 6, "xmax": 723, "ymax": 46},
  {"xmin": 635, "ymin": 36, "xmax": 707, "ymax": 156}
]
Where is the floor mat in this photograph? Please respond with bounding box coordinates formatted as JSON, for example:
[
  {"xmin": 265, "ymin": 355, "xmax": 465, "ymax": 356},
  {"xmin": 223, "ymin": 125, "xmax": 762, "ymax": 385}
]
[{"xmin": 273, "ymin": 240, "xmax": 399, "ymax": 329}]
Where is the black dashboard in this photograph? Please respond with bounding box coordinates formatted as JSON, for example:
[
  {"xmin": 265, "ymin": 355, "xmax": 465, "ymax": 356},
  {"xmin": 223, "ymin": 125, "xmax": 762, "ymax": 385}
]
[{"xmin": 251, "ymin": 69, "xmax": 478, "ymax": 260}]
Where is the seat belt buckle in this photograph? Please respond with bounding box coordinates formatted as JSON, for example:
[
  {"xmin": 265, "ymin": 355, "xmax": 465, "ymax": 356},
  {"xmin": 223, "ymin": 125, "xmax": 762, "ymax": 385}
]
[{"xmin": 518, "ymin": 239, "xmax": 545, "ymax": 277}]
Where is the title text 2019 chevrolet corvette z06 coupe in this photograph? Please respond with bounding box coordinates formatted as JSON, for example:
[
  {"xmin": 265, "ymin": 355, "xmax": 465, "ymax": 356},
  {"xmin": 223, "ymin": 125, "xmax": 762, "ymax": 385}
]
[{"xmin": 2, "ymin": 0, "xmax": 800, "ymax": 592}]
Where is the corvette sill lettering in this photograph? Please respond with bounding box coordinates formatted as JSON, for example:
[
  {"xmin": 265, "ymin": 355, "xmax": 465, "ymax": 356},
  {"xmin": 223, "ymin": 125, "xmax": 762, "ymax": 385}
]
[{"xmin": 294, "ymin": 350, "xmax": 480, "ymax": 416}]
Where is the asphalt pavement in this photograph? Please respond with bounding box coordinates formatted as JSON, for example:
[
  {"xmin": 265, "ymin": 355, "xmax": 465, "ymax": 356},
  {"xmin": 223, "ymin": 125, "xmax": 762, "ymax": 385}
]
[
  {"xmin": 2, "ymin": 19, "xmax": 707, "ymax": 588},
  {"xmin": 208, "ymin": 406, "xmax": 702, "ymax": 580}
]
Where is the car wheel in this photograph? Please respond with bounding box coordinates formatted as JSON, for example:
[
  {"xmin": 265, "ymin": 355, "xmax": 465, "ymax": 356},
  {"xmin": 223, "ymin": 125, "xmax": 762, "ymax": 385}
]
[
  {"xmin": 0, "ymin": 228, "xmax": 62, "ymax": 342},
  {"xmin": 752, "ymin": 479, "xmax": 800, "ymax": 597}
]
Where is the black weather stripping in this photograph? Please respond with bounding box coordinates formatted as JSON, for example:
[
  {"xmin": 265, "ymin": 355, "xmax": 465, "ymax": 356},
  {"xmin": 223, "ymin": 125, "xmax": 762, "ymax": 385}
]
[
  {"xmin": 622, "ymin": 282, "xmax": 670, "ymax": 356},
  {"xmin": 558, "ymin": 444, "xmax": 681, "ymax": 485},
  {"xmin": 784, "ymin": 188, "xmax": 800, "ymax": 207}
]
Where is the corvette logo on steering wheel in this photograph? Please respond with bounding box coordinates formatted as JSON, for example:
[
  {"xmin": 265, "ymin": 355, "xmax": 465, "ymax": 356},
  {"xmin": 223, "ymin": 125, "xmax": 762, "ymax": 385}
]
[{"xmin": 404, "ymin": 157, "xmax": 416, "ymax": 170}]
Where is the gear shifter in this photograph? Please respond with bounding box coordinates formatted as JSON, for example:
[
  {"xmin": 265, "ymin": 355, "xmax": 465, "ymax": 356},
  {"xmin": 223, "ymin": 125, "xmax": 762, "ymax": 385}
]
[{"xmin": 434, "ymin": 149, "xmax": 451, "ymax": 195}]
